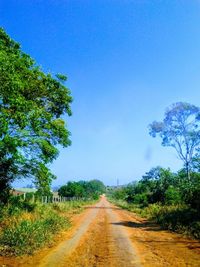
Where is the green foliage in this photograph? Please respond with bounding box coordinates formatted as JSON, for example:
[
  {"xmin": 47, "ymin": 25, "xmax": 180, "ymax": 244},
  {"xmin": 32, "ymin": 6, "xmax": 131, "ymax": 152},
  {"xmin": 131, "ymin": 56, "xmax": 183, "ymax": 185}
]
[
  {"xmin": 111, "ymin": 188, "xmax": 127, "ymax": 200},
  {"xmin": 58, "ymin": 179, "xmax": 105, "ymax": 199},
  {"xmin": 180, "ymin": 172, "xmax": 200, "ymax": 210},
  {"xmin": 58, "ymin": 181, "xmax": 84, "ymax": 198},
  {"xmin": 0, "ymin": 28, "xmax": 72, "ymax": 202},
  {"xmin": 86, "ymin": 179, "xmax": 105, "ymax": 195},
  {"xmin": 149, "ymin": 205, "xmax": 200, "ymax": 239},
  {"xmin": 0, "ymin": 190, "xmax": 95, "ymax": 255},
  {"xmin": 110, "ymin": 165, "xmax": 200, "ymax": 239},
  {"xmin": 7, "ymin": 197, "xmax": 37, "ymax": 215},
  {"xmin": 0, "ymin": 198, "xmax": 96, "ymax": 256},
  {"xmin": 164, "ymin": 186, "xmax": 182, "ymax": 205},
  {"xmin": 133, "ymin": 193, "xmax": 148, "ymax": 207}
]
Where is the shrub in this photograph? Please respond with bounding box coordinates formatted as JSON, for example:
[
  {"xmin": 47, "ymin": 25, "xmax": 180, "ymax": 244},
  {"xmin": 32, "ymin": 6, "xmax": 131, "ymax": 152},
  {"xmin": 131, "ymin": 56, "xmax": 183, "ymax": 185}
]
[
  {"xmin": 190, "ymin": 222, "xmax": 200, "ymax": 239},
  {"xmin": 133, "ymin": 193, "xmax": 148, "ymax": 207},
  {"xmin": 164, "ymin": 186, "xmax": 182, "ymax": 205}
]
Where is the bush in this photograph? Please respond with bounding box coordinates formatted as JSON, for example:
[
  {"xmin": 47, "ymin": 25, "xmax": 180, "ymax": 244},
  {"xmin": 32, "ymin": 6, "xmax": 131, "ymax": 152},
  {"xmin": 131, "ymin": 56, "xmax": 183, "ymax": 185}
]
[
  {"xmin": 0, "ymin": 197, "xmax": 37, "ymax": 217},
  {"xmin": 138, "ymin": 204, "xmax": 200, "ymax": 239},
  {"xmin": 109, "ymin": 166, "xmax": 200, "ymax": 239},
  {"xmin": 164, "ymin": 186, "xmax": 182, "ymax": 205},
  {"xmin": 190, "ymin": 222, "xmax": 200, "ymax": 239},
  {"xmin": 133, "ymin": 193, "xmax": 148, "ymax": 207}
]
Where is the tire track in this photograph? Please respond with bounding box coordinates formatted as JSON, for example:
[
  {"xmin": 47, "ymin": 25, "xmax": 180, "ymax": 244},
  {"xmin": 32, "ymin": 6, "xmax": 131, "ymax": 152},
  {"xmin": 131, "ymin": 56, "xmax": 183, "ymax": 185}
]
[{"xmin": 38, "ymin": 200, "xmax": 103, "ymax": 267}]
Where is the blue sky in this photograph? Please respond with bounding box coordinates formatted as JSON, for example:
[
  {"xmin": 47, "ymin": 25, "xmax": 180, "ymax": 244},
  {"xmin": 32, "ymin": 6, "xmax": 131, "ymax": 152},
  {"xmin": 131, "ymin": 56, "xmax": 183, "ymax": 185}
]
[{"xmin": 1, "ymin": 0, "xmax": 200, "ymax": 186}]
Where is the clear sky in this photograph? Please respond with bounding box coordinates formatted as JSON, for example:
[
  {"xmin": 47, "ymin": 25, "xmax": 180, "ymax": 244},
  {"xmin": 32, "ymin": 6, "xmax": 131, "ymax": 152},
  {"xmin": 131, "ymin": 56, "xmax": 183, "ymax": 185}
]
[{"xmin": 1, "ymin": 0, "xmax": 200, "ymax": 186}]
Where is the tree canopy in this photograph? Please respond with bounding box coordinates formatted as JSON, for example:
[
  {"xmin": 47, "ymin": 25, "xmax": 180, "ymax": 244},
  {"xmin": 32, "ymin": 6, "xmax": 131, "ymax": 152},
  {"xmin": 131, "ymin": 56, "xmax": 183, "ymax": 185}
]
[
  {"xmin": 149, "ymin": 102, "xmax": 200, "ymax": 180},
  {"xmin": 0, "ymin": 28, "xmax": 72, "ymax": 202},
  {"xmin": 58, "ymin": 180, "xmax": 106, "ymax": 199}
]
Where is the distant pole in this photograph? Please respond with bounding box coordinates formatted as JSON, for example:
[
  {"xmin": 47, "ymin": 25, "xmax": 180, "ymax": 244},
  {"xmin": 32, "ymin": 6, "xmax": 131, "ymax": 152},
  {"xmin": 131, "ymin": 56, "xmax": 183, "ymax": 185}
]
[{"xmin": 117, "ymin": 179, "xmax": 119, "ymax": 187}]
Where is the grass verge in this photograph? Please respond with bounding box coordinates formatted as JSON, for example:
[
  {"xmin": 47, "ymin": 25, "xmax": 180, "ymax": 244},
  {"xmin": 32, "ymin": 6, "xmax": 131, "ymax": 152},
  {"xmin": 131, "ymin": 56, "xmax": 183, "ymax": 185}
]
[
  {"xmin": 109, "ymin": 198, "xmax": 200, "ymax": 239},
  {"xmin": 0, "ymin": 198, "xmax": 96, "ymax": 256}
]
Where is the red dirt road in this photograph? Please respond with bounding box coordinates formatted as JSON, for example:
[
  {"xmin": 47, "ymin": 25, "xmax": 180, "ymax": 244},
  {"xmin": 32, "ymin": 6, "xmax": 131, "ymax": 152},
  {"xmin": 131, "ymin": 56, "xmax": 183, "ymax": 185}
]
[{"xmin": 0, "ymin": 196, "xmax": 200, "ymax": 267}]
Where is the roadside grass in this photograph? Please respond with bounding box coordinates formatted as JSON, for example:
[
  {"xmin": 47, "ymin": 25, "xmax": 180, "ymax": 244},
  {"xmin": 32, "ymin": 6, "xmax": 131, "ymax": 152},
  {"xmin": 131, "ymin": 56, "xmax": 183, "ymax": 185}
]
[
  {"xmin": 0, "ymin": 198, "xmax": 96, "ymax": 256},
  {"xmin": 109, "ymin": 198, "xmax": 200, "ymax": 239},
  {"xmin": 51, "ymin": 199, "xmax": 96, "ymax": 214}
]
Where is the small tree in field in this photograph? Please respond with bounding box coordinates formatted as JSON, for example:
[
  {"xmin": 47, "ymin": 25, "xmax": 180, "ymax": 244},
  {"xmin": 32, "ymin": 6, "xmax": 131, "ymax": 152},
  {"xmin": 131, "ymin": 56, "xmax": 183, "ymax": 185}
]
[
  {"xmin": 0, "ymin": 28, "xmax": 72, "ymax": 202},
  {"xmin": 149, "ymin": 102, "xmax": 200, "ymax": 181}
]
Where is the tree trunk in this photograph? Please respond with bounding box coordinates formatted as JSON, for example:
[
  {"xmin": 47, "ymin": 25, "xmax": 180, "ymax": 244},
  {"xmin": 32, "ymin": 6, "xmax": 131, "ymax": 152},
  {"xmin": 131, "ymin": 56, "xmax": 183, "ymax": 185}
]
[
  {"xmin": 0, "ymin": 177, "xmax": 11, "ymax": 203},
  {"xmin": 186, "ymin": 161, "xmax": 190, "ymax": 182}
]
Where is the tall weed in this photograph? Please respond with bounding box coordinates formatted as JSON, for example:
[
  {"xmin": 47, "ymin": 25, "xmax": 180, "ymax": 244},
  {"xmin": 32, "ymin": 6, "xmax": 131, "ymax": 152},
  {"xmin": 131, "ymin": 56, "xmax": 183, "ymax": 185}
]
[{"xmin": 0, "ymin": 199, "xmax": 94, "ymax": 255}]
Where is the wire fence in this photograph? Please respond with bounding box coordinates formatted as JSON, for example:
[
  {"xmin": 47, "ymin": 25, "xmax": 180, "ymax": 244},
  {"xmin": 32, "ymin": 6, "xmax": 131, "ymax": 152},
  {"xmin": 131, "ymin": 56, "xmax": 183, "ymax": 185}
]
[
  {"xmin": 40, "ymin": 195, "xmax": 88, "ymax": 203},
  {"xmin": 13, "ymin": 192, "xmax": 89, "ymax": 204}
]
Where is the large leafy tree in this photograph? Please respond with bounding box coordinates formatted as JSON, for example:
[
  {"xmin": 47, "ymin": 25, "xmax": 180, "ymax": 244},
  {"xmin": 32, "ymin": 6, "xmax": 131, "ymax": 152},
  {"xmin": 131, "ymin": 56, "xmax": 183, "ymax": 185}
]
[
  {"xmin": 0, "ymin": 28, "xmax": 72, "ymax": 202},
  {"xmin": 149, "ymin": 102, "xmax": 200, "ymax": 181}
]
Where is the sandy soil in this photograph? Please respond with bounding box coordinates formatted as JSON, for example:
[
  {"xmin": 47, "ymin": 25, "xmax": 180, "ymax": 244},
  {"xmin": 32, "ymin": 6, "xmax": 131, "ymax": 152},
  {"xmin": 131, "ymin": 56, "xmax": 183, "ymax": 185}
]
[{"xmin": 0, "ymin": 196, "xmax": 199, "ymax": 267}]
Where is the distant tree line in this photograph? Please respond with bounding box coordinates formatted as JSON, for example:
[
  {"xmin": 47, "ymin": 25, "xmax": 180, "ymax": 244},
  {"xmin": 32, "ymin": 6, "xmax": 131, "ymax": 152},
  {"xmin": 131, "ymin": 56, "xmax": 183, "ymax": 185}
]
[
  {"xmin": 111, "ymin": 166, "xmax": 200, "ymax": 211},
  {"xmin": 58, "ymin": 179, "xmax": 105, "ymax": 200}
]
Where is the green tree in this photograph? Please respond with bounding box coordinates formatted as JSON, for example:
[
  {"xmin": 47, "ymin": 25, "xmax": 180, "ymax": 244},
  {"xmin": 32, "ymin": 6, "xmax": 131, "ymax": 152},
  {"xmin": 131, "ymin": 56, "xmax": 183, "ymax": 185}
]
[
  {"xmin": 58, "ymin": 182, "xmax": 84, "ymax": 198},
  {"xmin": 140, "ymin": 167, "xmax": 175, "ymax": 204},
  {"xmin": 177, "ymin": 170, "xmax": 200, "ymax": 210},
  {"xmin": 87, "ymin": 179, "xmax": 105, "ymax": 195},
  {"xmin": 58, "ymin": 179, "xmax": 106, "ymax": 199},
  {"xmin": 0, "ymin": 28, "xmax": 72, "ymax": 202},
  {"xmin": 149, "ymin": 102, "xmax": 200, "ymax": 181},
  {"xmin": 165, "ymin": 185, "xmax": 182, "ymax": 205},
  {"xmin": 112, "ymin": 188, "xmax": 127, "ymax": 200}
]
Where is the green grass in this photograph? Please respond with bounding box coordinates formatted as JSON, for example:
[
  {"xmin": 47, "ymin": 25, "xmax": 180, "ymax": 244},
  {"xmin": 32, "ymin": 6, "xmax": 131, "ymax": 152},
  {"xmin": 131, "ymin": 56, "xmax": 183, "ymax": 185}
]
[{"xmin": 0, "ymin": 198, "xmax": 96, "ymax": 256}]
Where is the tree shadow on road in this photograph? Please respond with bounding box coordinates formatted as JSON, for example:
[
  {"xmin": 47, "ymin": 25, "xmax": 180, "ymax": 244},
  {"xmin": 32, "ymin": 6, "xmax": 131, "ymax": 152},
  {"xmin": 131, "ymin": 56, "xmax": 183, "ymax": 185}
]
[
  {"xmin": 111, "ymin": 220, "xmax": 162, "ymax": 231},
  {"xmin": 111, "ymin": 221, "xmax": 200, "ymax": 250}
]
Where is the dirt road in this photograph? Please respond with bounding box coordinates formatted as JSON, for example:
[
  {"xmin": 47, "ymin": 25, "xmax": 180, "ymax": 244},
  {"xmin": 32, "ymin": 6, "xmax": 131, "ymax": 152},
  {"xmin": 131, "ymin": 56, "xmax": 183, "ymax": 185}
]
[
  {"xmin": 1, "ymin": 196, "xmax": 200, "ymax": 267},
  {"xmin": 39, "ymin": 197, "xmax": 140, "ymax": 267}
]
